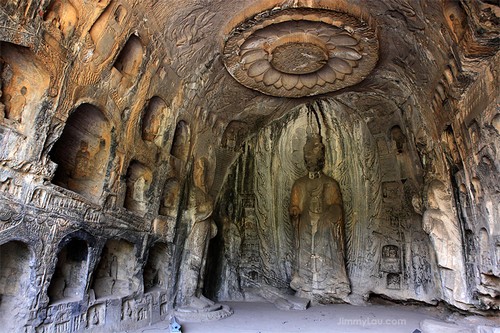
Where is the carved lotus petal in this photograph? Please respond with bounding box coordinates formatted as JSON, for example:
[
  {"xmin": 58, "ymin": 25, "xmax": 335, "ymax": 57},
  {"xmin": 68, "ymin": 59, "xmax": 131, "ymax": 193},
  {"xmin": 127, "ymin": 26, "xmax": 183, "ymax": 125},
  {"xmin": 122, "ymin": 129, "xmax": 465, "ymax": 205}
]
[
  {"xmin": 273, "ymin": 79, "xmax": 283, "ymax": 89},
  {"xmin": 300, "ymin": 73, "xmax": 318, "ymax": 88},
  {"xmin": 241, "ymin": 36, "xmax": 266, "ymax": 50},
  {"xmin": 247, "ymin": 60, "xmax": 271, "ymax": 77},
  {"xmin": 318, "ymin": 66, "xmax": 337, "ymax": 83},
  {"xmin": 262, "ymin": 68, "xmax": 281, "ymax": 86},
  {"xmin": 338, "ymin": 71, "xmax": 347, "ymax": 80},
  {"xmin": 241, "ymin": 49, "xmax": 267, "ymax": 64},
  {"xmin": 329, "ymin": 46, "xmax": 362, "ymax": 60},
  {"xmin": 328, "ymin": 34, "xmax": 358, "ymax": 46},
  {"xmin": 329, "ymin": 58, "xmax": 353, "ymax": 74},
  {"xmin": 281, "ymin": 74, "xmax": 299, "ymax": 90},
  {"xmin": 255, "ymin": 29, "xmax": 279, "ymax": 39},
  {"xmin": 316, "ymin": 76, "xmax": 326, "ymax": 86},
  {"xmin": 303, "ymin": 14, "xmax": 318, "ymax": 21}
]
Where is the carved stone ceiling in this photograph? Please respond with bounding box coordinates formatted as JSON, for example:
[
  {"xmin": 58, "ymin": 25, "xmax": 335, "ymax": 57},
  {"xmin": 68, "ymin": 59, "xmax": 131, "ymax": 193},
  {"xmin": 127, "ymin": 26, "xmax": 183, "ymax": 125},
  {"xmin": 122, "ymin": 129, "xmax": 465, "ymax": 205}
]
[{"xmin": 148, "ymin": 0, "xmax": 488, "ymax": 131}]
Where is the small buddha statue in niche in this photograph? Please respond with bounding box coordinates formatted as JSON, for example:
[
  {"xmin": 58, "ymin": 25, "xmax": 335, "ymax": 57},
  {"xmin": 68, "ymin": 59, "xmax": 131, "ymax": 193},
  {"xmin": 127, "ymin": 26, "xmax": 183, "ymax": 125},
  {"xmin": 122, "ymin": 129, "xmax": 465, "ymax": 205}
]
[
  {"xmin": 289, "ymin": 133, "xmax": 350, "ymax": 301},
  {"xmin": 72, "ymin": 140, "xmax": 91, "ymax": 179}
]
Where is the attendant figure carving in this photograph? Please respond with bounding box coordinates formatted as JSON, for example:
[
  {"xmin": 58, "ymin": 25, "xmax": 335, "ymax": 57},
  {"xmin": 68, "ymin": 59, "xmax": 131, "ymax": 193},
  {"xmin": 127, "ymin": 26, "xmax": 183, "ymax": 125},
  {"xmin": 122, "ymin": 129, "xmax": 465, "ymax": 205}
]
[
  {"xmin": 72, "ymin": 140, "xmax": 91, "ymax": 179},
  {"xmin": 289, "ymin": 133, "xmax": 350, "ymax": 301},
  {"xmin": 422, "ymin": 180, "xmax": 468, "ymax": 303},
  {"xmin": 177, "ymin": 157, "xmax": 218, "ymax": 309}
]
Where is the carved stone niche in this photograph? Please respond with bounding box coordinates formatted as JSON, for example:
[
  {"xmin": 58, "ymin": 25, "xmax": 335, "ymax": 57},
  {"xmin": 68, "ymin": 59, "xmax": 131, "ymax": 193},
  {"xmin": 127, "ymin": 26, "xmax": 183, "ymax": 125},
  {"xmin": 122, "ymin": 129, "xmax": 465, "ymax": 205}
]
[
  {"xmin": 124, "ymin": 160, "xmax": 152, "ymax": 214},
  {"xmin": 221, "ymin": 120, "xmax": 248, "ymax": 150},
  {"xmin": 47, "ymin": 238, "xmax": 89, "ymax": 305},
  {"xmin": 386, "ymin": 273, "xmax": 401, "ymax": 290},
  {"xmin": 380, "ymin": 245, "xmax": 402, "ymax": 274},
  {"xmin": 90, "ymin": 239, "xmax": 139, "ymax": 300},
  {"xmin": 111, "ymin": 35, "xmax": 144, "ymax": 87},
  {"xmin": 170, "ymin": 120, "xmax": 191, "ymax": 162},
  {"xmin": 158, "ymin": 177, "xmax": 180, "ymax": 218},
  {"xmin": 222, "ymin": 2, "xmax": 379, "ymax": 98},
  {"xmin": 141, "ymin": 96, "xmax": 168, "ymax": 145},
  {"xmin": 143, "ymin": 242, "xmax": 170, "ymax": 293},
  {"xmin": 86, "ymin": 303, "xmax": 105, "ymax": 328},
  {"xmin": 50, "ymin": 103, "xmax": 111, "ymax": 204},
  {"xmin": 0, "ymin": 241, "xmax": 33, "ymax": 332},
  {"xmin": 0, "ymin": 41, "xmax": 50, "ymax": 126},
  {"xmin": 44, "ymin": 0, "xmax": 79, "ymax": 39},
  {"xmin": 443, "ymin": 0, "xmax": 468, "ymax": 44},
  {"xmin": 90, "ymin": 2, "xmax": 128, "ymax": 61},
  {"xmin": 389, "ymin": 125, "xmax": 407, "ymax": 154}
]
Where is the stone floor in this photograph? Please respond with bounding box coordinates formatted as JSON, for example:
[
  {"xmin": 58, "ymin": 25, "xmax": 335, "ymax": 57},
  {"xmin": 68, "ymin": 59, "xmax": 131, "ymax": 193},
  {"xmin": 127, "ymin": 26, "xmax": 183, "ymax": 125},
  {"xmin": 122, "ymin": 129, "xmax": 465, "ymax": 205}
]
[{"xmin": 122, "ymin": 301, "xmax": 493, "ymax": 333}]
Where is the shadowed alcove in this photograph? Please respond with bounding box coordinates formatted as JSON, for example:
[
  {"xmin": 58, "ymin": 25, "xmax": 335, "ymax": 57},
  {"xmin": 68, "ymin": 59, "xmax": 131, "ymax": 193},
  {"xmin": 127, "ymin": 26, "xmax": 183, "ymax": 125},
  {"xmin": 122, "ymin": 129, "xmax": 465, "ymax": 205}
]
[
  {"xmin": 0, "ymin": 0, "xmax": 498, "ymax": 332},
  {"xmin": 141, "ymin": 96, "xmax": 168, "ymax": 145},
  {"xmin": 50, "ymin": 103, "xmax": 111, "ymax": 202},
  {"xmin": 0, "ymin": 241, "xmax": 32, "ymax": 332},
  {"xmin": 90, "ymin": 239, "xmax": 140, "ymax": 299},
  {"xmin": 0, "ymin": 41, "xmax": 50, "ymax": 126},
  {"xmin": 143, "ymin": 242, "xmax": 171, "ymax": 293},
  {"xmin": 47, "ymin": 238, "xmax": 89, "ymax": 304}
]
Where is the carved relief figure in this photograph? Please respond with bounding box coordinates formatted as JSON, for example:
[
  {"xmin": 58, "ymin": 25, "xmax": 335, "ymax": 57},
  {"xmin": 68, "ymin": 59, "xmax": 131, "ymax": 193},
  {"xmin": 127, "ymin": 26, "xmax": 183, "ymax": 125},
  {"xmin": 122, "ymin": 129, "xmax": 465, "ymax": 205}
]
[
  {"xmin": 3, "ymin": 85, "xmax": 27, "ymax": 123},
  {"xmin": 380, "ymin": 245, "xmax": 401, "ymax": 273},
  {"xmin": 72, "ymin": 140, "xmax": 91, "ymax": 179},
  {"xmin": 289, "ymin": 133, "xmax": 350, "ymax": 301},
  {"xmin": 177, "ymin": 157, "xmax": 218, "ymax": 309},
  {"xmin": 159, "ymin": 178, "xmax": 180, "ymax": 217},
  {"xmin": 44, "ymin": 0, "xmax": 78, "ymax": 39},
  {"xmin": 106, "ymin": 153, "xmax": 123, "ymax": 206},
  {"xmin": 423, "ymin": 180, "xmax": 468, "ymax": 304}
]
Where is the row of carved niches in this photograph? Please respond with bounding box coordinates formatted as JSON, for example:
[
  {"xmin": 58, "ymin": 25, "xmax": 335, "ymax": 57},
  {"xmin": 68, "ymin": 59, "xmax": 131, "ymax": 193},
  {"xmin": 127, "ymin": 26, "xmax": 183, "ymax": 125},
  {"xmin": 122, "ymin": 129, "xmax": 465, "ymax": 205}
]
[
  {"xmin": 442, "ymin": 0, "xmax": 498, "ymax": 57},
  {"xmin": 43, "ymin": 0, "xmax": 143, "ymax": 88},
  {"xmin": 90, "ymin": 2, "xmax": 128, "ymax": 63},
  {"xmin": 0, "ymin": 238, "xmax": 172, "ymax": 330},
  {"xmin": 48, "ymin": 98, "xmax": 190, "ymax": 215},
  {"xmin": 452, "ymin": 114, "xmax": 500, "ymax": 309},
  {"xmin": 0, "ymin": 42, "xmax": 50, "ymax": 128},
  {"xmin": 380, "ymin": 245, "xmax": 402, "ymax": 290},
  {"xmin": 222, "ymin": 2, "xmax": 379, "ymax": 97}
]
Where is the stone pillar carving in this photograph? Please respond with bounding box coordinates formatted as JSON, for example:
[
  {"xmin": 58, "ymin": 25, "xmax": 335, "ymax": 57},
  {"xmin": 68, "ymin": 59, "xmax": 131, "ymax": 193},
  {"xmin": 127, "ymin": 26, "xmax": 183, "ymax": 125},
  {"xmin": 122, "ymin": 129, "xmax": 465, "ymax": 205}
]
[{"xmin": 289, "ymin": 133, "xmax": 350, "ymax": 302}]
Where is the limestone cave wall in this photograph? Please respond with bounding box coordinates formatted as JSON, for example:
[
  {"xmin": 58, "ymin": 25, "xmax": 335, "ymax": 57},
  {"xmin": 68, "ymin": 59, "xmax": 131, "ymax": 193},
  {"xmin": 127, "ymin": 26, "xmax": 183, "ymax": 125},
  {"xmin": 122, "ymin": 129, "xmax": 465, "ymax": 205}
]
[{"xmin": 0, "ymin": 0, "xmax": 498, "ymax": 332}]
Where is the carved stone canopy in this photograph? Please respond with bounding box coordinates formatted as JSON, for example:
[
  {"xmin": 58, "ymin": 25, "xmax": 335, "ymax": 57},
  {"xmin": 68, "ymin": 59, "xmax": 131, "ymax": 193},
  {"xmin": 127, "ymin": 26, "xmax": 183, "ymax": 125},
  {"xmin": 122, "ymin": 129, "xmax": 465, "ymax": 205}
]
[{"xmin": 222, "ymin": 6, "xmax": 379, "ymax": 98}]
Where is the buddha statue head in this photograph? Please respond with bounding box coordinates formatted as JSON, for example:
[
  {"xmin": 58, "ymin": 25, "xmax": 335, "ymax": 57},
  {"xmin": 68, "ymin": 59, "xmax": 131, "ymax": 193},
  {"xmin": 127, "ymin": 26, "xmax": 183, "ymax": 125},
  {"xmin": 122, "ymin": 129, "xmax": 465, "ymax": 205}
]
[{"xmin": 303, "ymin": 133, "xmax": 325, "ymax": 172}]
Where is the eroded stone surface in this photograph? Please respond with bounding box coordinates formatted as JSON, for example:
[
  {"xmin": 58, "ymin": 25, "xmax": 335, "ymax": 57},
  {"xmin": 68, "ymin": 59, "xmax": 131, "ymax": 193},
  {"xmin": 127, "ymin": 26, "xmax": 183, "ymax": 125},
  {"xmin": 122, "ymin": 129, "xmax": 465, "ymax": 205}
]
[{"xmin": 0, "ymin": 0, "xmax": 498, "ymax": 332}]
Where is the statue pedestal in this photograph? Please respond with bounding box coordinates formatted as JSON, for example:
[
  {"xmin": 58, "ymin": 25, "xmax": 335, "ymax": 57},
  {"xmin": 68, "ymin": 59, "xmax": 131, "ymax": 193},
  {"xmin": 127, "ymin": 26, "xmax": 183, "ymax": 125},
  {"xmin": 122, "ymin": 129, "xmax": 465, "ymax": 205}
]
[{"xmin": 174, "ymin": 296, "xmax": 233, "ymax": 322}]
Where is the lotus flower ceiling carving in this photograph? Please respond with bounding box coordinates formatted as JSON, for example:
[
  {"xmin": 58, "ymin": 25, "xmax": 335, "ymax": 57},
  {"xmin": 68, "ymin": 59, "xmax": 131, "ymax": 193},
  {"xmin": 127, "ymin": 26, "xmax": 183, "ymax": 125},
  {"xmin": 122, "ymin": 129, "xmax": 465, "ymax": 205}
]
[{"xmin": 222, "ymin": 8, "xmax": 379, "ymax": 98}]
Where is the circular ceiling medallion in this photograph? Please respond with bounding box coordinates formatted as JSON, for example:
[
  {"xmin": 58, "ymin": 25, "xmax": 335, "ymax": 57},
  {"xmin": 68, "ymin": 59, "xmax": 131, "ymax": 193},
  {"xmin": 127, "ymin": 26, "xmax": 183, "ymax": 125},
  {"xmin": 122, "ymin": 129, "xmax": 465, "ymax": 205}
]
[{"xmin": 222, "ymin": 7, "xmax": 379, "ymax": 98}]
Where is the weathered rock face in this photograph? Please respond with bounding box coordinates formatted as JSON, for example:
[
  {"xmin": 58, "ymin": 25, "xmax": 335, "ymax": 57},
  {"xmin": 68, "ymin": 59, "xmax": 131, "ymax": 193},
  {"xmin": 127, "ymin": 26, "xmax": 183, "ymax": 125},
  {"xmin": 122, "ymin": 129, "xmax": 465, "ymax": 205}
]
[{"xmin": 0, "ymin": 0, "xmax": 498, "ymax": 332}]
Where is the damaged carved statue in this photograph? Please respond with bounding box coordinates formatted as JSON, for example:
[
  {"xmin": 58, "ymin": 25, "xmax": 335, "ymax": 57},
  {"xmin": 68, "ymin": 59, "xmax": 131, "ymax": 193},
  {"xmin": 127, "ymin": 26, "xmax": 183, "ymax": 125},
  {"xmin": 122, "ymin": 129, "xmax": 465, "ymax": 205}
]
[
  {"xmin": 175, "ymin": 157, "xmax": 233, "ymax": 321},
  {"xmin": 289, "ymin": 133, "xmax": 351, "ymax": 303}
]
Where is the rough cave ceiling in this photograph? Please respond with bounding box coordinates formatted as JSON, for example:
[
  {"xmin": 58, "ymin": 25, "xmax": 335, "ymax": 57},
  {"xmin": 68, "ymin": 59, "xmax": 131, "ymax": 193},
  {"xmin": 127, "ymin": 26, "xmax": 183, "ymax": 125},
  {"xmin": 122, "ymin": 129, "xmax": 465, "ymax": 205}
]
[
  {"xmin": 144, "ymin": 0, "xmax": 497, "ymax": 132},
  {"xmin": 1, "ymin": 0, "xmax": 497, "ymax": 133},
  {"xmin": 0, "ymin": 0, "xmax": 499, "ymax": 332}
]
